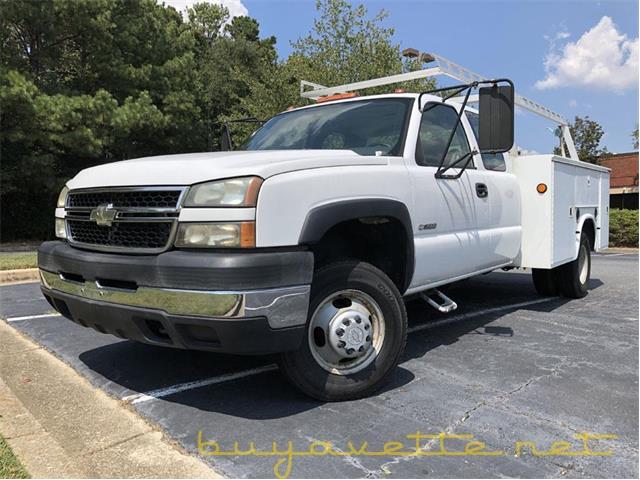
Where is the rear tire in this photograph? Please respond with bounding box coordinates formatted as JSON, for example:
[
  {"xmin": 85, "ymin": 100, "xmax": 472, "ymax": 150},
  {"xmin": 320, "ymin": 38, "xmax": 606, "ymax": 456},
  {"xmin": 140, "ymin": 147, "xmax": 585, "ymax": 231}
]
[
  {"xmin": 279, "ymin": 261, "xmax": 407, "ymax": 401},
  {"xmin": 556, "ymin": 232, "xmax": 591, "ymax": 299},
  {"xmin": 532, "ymin": 268, "xmax": 558, "ymax": 296}
]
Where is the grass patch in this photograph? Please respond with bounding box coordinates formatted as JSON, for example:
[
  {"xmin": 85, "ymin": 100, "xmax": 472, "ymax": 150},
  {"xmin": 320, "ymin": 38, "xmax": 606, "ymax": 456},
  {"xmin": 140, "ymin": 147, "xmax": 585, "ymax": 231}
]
[
  {"xmin": 0, "ymin": 252, "xmax": 37, "ymax": 271},
  {"xmin": 0, "ymin": 434, "xmax": 29, "ymax": 478}
]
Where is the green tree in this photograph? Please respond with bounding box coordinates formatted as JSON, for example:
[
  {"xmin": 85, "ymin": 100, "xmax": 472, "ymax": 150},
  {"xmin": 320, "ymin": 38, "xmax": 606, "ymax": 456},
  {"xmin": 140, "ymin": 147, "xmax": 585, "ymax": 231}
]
[
  {"xmin": 291, "ymin": 0, "xmax": 433, "ymax": 93},
  {"xmin": 1, "ymin": 0, "xmax": 277, "ymax": 239},
  {"xmin": 632, "ymin": 124, "xmax": 638, "ymax": 150},
  {"xmin": 228, "ymin": 0, "xmax": 434, "ymax": 135},
  {"xmin": 186, "ymin": 3, "xmax": 277, "ymax": 148},
  {"xmin": 554, "ymin": 116, "xmax": 608, "ymax": 164}
]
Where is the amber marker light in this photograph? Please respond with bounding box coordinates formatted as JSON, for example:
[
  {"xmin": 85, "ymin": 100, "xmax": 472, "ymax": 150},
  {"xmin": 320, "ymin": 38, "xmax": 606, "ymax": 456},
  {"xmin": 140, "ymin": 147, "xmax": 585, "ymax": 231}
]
[
  {"xmin": 240, "ymin": 221, "xmax": 256, "ymax": 248},
  {"xmin": 316, "ymin": 92, "xmax": 358, "ymax": 103},
  {"xmin": 536, "ymin": 183, "xmax": 548, "ymax": 194}
]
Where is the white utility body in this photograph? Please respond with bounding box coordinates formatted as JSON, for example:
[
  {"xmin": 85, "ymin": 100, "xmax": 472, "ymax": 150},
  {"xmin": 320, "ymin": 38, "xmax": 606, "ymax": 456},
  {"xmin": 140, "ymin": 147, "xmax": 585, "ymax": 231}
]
[
  {"xmin": 39, "ymin": 53, "xmax": 609, "ymax": 401},
  {"xmin": 514, "ymin": 155, "xmax": 609, "ymax": 269}
]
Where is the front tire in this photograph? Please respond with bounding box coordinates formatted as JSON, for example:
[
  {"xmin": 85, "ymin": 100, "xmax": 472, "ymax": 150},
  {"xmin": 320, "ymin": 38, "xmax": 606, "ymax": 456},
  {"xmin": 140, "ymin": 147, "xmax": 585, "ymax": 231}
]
[{"xmin": 279, "ymin": 261, "xmax": 407, "ymax": 401}]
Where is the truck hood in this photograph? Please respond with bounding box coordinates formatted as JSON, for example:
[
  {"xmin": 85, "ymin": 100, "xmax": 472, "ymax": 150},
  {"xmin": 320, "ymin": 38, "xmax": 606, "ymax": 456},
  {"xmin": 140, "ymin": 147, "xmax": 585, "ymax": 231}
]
[{"xmin": 67, "ymin": 150, "xmax": 389, "ymax": 189}]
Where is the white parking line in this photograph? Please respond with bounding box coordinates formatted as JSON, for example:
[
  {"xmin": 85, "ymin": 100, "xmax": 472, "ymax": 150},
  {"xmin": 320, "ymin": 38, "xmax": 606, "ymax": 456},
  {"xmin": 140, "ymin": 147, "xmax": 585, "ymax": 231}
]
[
  {"xmin": 5, "ymin": 313, "xmax": 61, "ymax": 322},
  {"xmin": 122, "ymin": 364, "xmax": 280, "ymax": 405},
  {"xmin": 122, "ymin": 297, "xmax": 558, "ymax": 404}
]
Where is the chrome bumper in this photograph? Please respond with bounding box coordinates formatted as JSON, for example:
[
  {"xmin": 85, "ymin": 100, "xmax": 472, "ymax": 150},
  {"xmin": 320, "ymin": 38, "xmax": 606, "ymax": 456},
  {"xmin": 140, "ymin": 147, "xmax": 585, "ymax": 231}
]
[{"xmin": 39, "ymin": 269, "xmax": 310, "ymax": 329}]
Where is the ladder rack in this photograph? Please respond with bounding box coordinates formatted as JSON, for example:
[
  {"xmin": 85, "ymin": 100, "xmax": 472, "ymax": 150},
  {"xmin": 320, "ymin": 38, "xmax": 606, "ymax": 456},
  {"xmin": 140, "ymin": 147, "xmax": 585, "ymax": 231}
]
[{"xmin": 300, "ymin": 52, "xmax": 578, "ymax": 160}]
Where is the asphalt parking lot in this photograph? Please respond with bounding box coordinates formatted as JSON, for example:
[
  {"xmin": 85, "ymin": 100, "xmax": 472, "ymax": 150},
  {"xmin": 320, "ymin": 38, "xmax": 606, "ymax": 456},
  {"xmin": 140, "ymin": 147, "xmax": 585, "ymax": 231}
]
[{"xmin": 1, "ymin": 253, "xmax": 638, "ymax": 478}]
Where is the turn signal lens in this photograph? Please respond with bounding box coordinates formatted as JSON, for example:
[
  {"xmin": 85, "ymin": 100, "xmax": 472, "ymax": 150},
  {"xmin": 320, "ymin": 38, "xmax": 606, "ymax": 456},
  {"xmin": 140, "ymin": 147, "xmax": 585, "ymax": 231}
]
[{"xmin": 536, "ymin": 183, "xmax": 548, "ymax": 194}]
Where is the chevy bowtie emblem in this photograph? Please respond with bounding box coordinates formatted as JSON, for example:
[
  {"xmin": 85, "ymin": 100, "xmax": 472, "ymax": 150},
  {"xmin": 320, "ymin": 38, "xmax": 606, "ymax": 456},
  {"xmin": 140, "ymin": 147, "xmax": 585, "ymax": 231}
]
[{"xmin": 90, "ymin": 203, "xmax": 117, "ymax": 226}]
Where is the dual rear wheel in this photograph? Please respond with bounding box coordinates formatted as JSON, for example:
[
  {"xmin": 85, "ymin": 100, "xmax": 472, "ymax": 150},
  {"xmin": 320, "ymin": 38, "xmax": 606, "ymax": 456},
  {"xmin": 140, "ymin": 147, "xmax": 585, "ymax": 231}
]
[{"xmin": 532, "ymin": 232, "xmax": 591, "ymax": 299}]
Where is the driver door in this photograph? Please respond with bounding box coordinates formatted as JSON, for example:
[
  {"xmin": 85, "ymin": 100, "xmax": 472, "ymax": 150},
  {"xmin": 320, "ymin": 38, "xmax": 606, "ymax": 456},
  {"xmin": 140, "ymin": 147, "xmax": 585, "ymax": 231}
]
[{"xmin": 407, "ymin": 102, "xmax": 491, "ymax": 289}]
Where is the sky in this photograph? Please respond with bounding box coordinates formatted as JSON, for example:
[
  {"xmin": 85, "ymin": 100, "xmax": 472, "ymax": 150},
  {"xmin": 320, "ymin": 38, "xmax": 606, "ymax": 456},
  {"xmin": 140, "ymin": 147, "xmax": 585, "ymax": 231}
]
[{"xmin": 166, "ymin": 0, "xmax": 639, "ymax": 154}]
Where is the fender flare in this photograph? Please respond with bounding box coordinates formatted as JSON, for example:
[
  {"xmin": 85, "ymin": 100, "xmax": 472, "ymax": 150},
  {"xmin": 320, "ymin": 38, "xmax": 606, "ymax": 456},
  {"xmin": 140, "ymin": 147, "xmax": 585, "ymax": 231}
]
[
  {"xmin": 576, "ymin": 213, "xmax": 597, "ymax": 250},
  {"xmin": 298, "ymin": 198, "xmax": 415, "ymax": 291}
]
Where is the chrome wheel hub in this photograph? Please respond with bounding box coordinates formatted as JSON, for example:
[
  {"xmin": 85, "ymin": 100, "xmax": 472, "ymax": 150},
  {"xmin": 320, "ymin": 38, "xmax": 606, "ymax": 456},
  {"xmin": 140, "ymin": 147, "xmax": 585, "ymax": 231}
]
[
  {"xmin": 327, "ymin": 311, "xmax": 372, "ymax": 358},
  {"xmin": 308, "ymin": 289, "xmax": 385, "ymax": 375}
]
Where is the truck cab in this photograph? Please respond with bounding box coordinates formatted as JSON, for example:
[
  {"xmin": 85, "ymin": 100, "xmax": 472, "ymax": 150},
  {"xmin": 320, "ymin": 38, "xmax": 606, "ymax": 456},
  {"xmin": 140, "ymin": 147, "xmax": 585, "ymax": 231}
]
[{"xmin": 38, "ymin": 55, "xmax": 609, "ymax": 401}]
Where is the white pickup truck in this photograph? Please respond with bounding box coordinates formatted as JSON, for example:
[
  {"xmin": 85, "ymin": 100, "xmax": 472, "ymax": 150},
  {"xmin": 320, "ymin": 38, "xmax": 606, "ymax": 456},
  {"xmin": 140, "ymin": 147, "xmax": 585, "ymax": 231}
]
[{"xmin": 38, "ymin": 55, "xmax": 609, "ymax": 401}]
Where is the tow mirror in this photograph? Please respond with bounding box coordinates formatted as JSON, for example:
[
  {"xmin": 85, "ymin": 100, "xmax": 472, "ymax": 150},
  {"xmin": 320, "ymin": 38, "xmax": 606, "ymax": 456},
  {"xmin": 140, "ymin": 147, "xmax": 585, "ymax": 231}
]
[
  {"xmin": 220, "ymin": 124, "xmax": 233, "ymax": 151},
  {"xmin": 478, "ymin": 83, "xmax": 514, "ymax": 153}
]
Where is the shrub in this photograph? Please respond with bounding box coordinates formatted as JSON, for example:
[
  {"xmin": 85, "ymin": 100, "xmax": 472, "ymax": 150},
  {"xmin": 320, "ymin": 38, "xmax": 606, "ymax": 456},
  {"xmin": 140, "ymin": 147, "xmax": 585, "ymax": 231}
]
[{"xmin": 609, "ymin": 209, "xmax": 639, "ymax": 247}]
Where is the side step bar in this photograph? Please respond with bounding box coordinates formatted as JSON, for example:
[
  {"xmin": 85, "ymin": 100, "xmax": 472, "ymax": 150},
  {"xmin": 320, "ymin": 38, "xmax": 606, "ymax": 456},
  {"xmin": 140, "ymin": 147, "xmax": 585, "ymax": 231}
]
[{"xmin": 420, "ymin": 289, "xmax": 458, "ymax": 313}]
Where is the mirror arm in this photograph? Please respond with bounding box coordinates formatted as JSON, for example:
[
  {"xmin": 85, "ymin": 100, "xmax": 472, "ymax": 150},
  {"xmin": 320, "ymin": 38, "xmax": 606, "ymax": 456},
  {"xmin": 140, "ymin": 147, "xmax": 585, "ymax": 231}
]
[
  {"xmin": 434, "ymin": 84, "xmax": 476, "ymax": 173},
  {"xmin": 435, "ymin": 149, "xmax": 477, "ymax": 179}
]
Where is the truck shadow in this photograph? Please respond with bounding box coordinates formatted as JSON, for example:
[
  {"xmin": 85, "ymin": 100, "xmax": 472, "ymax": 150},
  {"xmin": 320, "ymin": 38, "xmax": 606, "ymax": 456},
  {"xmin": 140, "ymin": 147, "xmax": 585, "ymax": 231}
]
[{"xmin": 78, "ymin": 270, "xmax": 601, "ymax": 419}]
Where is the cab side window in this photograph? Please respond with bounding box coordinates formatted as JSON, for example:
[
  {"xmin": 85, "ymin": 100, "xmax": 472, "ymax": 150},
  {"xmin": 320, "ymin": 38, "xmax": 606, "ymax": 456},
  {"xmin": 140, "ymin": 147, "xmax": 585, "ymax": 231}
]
[
  {"xmin": 416, "ymin": 103, "xmax": 473, "ymax": 168},
  {"xmin": 466, "ymin": 111, "xmax": 507, "ymax": 172}
]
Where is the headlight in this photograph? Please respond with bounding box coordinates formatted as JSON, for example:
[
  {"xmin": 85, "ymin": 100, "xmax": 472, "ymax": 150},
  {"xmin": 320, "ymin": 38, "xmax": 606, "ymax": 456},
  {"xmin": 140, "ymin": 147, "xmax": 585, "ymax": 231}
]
[
  {"xmin": 55, "ymin": 218, "xmax": 66, "ymax": 239},
  {"xmin": 57, "ymin": 185, "xmax": 69, "ymax": 208},
  {"xmin": 184, "ymin": 177, "xmax": 262, "ymax": 207},
  {"xmin": 175, "ymin": 222, "xmax": 255, "ymax": 248}
]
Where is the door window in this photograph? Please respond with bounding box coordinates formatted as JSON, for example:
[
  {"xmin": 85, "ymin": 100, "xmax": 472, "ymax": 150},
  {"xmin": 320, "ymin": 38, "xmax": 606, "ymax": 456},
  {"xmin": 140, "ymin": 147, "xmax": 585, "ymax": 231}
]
[
  {"xmin": 466, "ymin": 111, "xmax": 507, "ymax": 172},
  {"xmin": 416, "ymin": 103, "xmax": 473, "ymax": 168}
]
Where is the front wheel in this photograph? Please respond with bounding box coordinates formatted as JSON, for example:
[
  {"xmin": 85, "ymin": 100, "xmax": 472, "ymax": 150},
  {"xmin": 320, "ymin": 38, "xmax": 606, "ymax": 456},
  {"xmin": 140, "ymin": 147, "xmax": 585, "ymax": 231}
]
[{"xmin": 279, "ymin": 261, "xmax": 407, "ymax": 401}]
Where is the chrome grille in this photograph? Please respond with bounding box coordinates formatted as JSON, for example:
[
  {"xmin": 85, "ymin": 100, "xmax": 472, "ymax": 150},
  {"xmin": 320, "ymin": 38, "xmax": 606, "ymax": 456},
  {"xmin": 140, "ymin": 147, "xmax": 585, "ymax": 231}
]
[{"xmin": 65, "ymin": 187, "xmax": 186, "ymax": 253}]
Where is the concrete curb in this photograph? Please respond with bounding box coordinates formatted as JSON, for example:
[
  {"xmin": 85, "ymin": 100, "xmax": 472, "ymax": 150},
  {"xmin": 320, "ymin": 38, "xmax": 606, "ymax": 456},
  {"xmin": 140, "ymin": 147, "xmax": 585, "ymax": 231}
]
[
  {"xmin": 0, "ymin": 268, "xmax": 39, "ymax": 285},
  {"xmin": 0, "ymin": 321, "xmax": 223, "ymax": 478},
  {"xmin": 604, "ymin": 247, "xmax": 639, "ymax": 253}
]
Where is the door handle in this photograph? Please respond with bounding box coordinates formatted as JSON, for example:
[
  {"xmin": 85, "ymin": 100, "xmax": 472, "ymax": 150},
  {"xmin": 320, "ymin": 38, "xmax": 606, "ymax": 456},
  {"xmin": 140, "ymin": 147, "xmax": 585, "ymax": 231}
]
[{"xmin": 476, "ymin": 183, "xmax": 488, "ymax": 198}]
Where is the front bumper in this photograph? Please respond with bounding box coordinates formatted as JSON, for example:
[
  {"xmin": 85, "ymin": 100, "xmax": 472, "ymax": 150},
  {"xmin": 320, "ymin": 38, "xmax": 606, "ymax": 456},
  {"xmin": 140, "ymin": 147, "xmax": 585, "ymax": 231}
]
[{"xmin": 38, "ymin": 241, "xmax": 313, "ymax": 354}]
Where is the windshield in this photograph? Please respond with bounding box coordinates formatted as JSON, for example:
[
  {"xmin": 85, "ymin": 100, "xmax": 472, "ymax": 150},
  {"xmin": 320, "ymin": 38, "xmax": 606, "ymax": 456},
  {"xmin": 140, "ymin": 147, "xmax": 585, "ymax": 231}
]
[{"xmin": 241, "ymin": 98, "xmax": 413, "ymax": 156}]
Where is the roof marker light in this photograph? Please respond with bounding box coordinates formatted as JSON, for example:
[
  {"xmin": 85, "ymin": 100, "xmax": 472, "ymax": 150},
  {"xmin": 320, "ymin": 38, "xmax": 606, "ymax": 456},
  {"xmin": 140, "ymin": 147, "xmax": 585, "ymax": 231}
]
[{"xmin": 316, "ymin": 92, "xmax": 358, "ymax": 103}]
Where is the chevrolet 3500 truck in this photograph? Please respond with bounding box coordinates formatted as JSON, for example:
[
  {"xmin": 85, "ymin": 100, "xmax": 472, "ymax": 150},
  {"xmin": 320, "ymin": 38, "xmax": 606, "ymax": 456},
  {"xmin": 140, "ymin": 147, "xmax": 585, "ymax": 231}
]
[{"xmin": 38, "ymin": 54, "xmax": 609, "ymax": 401}]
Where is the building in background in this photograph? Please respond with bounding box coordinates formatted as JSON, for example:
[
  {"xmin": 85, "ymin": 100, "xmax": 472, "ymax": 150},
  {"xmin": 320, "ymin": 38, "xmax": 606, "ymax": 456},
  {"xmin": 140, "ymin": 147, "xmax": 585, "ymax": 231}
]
[{"xmin": 599, "ymin": 152, "xmax": 639, "ymax": 210}]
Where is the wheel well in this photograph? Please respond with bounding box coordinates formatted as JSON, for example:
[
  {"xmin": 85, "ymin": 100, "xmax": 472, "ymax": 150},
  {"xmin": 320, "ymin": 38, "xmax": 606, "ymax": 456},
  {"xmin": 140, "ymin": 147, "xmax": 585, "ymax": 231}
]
[
  {"xmin": 310, "ymin": 217, "xmax": 410, "ymax": 293},
  {"xmin": 582, "ymin": 218, "xmax": 596, "ymax": 251}
]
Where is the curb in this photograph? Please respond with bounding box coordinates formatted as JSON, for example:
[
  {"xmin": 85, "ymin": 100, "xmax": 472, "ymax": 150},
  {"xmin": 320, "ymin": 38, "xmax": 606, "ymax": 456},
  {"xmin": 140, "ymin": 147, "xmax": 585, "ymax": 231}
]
[
  {"xmin": 0, "ymin": 321, "xmax": 223, "ymax": 478},
  {"xmin": 603, "ymin": 247, "xmax": 639, "ymax": 253},
  {"xmin": 0, "ymin": 268, "xmax": 39, "ymax": 285}
]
